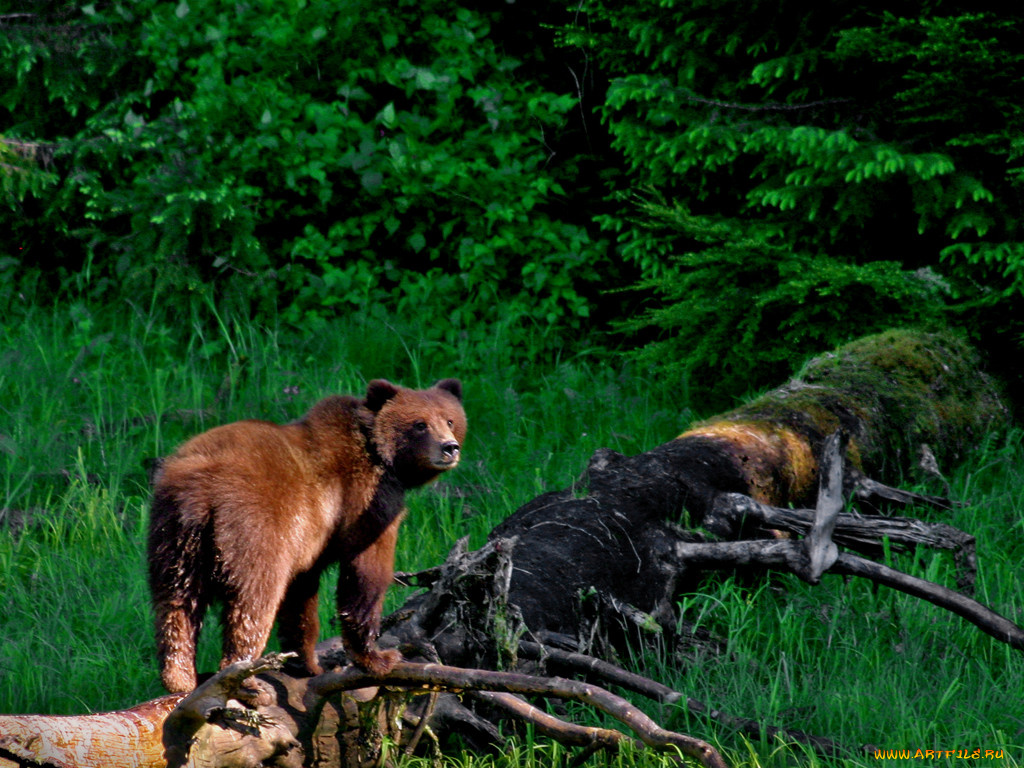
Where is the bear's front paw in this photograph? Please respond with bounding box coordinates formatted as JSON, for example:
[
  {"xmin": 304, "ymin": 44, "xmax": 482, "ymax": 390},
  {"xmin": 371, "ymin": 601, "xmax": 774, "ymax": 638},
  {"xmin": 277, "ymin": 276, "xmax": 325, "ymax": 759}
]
[{"xmin": 354, "ymin": 647, "xmax": 402, "ymax": 677}]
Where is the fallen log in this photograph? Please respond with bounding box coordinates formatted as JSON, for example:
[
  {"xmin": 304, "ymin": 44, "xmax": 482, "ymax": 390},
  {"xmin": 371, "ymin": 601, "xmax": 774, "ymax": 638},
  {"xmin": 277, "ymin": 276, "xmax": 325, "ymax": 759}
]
[
  {"xmin": 0, "ymin": 329, "xmax": 1016, "ymax": 767},
  {"xmin": 491, "ymin": 330, "xmax": 1006, "ymax": 642},
  {"xmin": 682, "ymin": 328, "xmax": 1007, "ymax": 504},
  {"xmin": 0, "ymin": 651, "xmax": 730, "ymax": 768}
]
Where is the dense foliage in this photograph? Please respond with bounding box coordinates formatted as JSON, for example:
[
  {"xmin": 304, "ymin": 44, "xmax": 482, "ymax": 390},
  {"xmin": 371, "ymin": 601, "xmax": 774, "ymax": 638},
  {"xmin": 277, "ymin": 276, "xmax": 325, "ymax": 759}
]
[
  {"xmin": 563, "ymin": 0, "xmax": 1024, "ymax": 403},
  {"xmin": 4, "ymin": 0, "xmax": 1024, "ymax": 403},
  {"xmin": 1, "ymin": 0, "xmax": 604, "ymax": 355}
]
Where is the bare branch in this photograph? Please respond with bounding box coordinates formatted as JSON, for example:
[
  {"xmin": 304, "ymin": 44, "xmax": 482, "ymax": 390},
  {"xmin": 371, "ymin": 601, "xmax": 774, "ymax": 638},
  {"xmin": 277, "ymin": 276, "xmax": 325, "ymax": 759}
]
[
  {"xmin": 671, "ymin": 540, "xmax": 1024, "ymax": 651},
  {"xmin": 518, "ymin": 641, "xmax": 842, "ymax": 756},
  {"xmin": 470, "ymin": 690, "xmax": 627, "ymax": 750},
  {"xmin": 831, "ymin": 554, "xmax": 1024, "ymax": 651},
  {"xmin": 804, "ymin": 430, "xmax": 846, "ymax": 582},
  {"xmin": 311, "ymin": 661, "xmax": 730, "ymax": 768}
]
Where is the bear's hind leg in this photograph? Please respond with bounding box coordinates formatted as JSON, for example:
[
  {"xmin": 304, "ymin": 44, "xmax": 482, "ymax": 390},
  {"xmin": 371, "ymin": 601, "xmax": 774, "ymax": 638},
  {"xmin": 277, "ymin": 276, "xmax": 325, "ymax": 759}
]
[
  {"xmin": 219, "ymin": 581, "xmax": 284, "ymax": 670},
  {"xmin": 154, "ymin": 597, "xmax": 205, "ymax": 693},
  {"xmin": 277, "ymin": 570, "xmax": 324, "ymax": 676},
  {"xmin": 149, "ymin": 489, "xmax": 209, "ymax": 692}
]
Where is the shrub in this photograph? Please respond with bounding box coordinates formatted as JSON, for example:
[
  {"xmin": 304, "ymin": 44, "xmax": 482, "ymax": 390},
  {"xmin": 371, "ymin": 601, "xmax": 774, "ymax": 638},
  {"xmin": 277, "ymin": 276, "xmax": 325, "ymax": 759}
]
[{"xmin": 1, "ymin": 0, "xmax": 609, "ymax": 357}]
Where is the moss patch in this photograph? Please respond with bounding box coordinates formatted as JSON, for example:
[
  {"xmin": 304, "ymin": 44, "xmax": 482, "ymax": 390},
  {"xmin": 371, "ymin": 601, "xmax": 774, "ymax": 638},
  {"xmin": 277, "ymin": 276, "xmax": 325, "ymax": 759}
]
[{"xmin": 692, "ymin": 329, "xmax": 1008, "ymax": 482}]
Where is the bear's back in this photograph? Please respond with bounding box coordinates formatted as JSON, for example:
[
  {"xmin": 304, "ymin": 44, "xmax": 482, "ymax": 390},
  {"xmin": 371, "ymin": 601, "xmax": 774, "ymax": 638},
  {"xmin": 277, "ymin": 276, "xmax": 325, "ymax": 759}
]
[
  {"xmin": 158, "ymin": 420, "xmax": 317, "ymax": 507},
  {"xmin": 152, "ymin": 398, "xmax": 380, "ymax": 557}
]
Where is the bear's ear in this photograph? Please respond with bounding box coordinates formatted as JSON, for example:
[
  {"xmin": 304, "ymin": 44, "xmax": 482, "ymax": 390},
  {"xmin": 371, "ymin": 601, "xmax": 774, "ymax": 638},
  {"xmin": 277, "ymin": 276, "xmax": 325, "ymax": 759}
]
[
  {"xmin": 434, "ymin": 378, "xmax": 462, "ymax": 402},
  {"xmin": 365, "ymin": 379, "xmax": 401, "ymax": 413}
]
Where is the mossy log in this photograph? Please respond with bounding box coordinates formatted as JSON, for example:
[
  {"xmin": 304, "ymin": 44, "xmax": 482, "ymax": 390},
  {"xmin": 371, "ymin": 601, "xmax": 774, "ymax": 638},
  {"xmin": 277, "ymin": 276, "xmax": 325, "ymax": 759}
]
[
  {"xmin": 0, "ymin": 329, "xmax": 1015, "ymax": 768},
  {"xmin": 492, "ymin": 330, "xmax": 1006, "ymax": 642},
  {"xmin": 687, "ymin": 329, "xmax": 1006, "ymax": 500}
]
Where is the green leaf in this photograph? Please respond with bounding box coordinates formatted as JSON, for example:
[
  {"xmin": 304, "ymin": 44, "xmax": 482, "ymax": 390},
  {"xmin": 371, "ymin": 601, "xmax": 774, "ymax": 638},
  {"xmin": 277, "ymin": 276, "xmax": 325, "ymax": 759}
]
[{"xmin": 360, "ymin": 171, "xmax": 384, "ymax": 192}]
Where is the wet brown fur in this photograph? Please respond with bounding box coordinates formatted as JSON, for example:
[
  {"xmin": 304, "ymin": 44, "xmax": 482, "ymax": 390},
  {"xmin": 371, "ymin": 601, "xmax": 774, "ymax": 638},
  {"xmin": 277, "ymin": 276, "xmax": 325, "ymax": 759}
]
[{"xmin": 148, "ymin": 379, "xmax": 466, "ymax": 693}]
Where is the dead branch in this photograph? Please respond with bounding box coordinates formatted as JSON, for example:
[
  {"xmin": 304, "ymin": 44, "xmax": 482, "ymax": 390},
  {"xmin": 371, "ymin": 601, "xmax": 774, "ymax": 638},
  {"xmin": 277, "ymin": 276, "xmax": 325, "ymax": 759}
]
[
  {"xmin": 467, "ymin": 691, "xmax": 627, "ymax": 751},
  {"xmin": 804, "ymin": 429, "xmax": 845, "ymax": 581},
  {"xmin": 517, "ymin": 641, "xmax": 842, "ymax": 756},
  {"xmin": 703, "ymin": 492, "xmax": 979, "ymax": 592},
  {"xmin": 704, "ymin": 493, "xmax": 973, "ymax": 558},
  {"xmin": 830, "ymin": 554, "xmax": 1024, "ymax": 650},
  {"xmin": 0, "ymin": 695, "xmax": 183, "ymax": 768},
  {"xmin": 666, "ymin": 538, "xmax": 1024, "ymax": 650},
  {"xmin": 311, "ymin": 661, "xmax": 730, "ymax": 768}
]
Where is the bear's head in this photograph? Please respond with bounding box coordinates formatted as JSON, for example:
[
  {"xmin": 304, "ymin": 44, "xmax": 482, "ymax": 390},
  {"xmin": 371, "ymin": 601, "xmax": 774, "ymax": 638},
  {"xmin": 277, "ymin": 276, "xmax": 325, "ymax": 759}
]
[{"xmin": 366, "ymin": 378, "xmax": 467, "ymax": 487}]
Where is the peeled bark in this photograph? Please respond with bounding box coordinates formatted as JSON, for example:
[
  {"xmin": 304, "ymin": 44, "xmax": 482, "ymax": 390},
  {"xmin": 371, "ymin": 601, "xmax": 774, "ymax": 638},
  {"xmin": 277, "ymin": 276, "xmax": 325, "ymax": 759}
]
[{"xmin": 0, "ymin": 696, "xmax": 183, "ymax": 768}]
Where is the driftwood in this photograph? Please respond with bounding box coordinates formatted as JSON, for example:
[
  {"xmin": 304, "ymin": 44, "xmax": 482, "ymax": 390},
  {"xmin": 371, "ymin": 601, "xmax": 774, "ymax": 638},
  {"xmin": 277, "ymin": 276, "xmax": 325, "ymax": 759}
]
[{"xmin": 0, "ymin": 329, "xmax": 1018, "ymax": 768}]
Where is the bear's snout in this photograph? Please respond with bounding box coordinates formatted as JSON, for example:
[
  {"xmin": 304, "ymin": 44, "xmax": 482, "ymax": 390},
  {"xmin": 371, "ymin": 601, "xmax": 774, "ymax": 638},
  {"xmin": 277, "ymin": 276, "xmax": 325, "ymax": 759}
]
[{"xmin": 441, "ymin": 440, "xmax": 460, "ymax": 462}]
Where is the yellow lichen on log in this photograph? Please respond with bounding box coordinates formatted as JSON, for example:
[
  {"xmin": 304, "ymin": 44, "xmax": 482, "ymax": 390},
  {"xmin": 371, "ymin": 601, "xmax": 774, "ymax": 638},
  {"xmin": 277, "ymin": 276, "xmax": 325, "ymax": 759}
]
[{"xmin": 677, "ymin": 421, "xmax": 819, "ymax": 506}]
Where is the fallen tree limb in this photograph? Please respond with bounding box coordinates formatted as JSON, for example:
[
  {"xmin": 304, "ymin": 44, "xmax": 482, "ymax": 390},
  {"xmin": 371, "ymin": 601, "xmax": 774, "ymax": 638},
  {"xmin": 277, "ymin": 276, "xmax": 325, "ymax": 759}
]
[
  {"xmin": 704, "ymin": 493, "xmax": 974, "ymax": 559},
  {"xmin": 703, "ymin": 492, "xmax": 979, "ymax": 593},
  {"xmin": 516, "ymin": 641, "xmax": 842, "ymax": 756},
  {"xmin": 668, "ymin": 540, "xmax": 1024, "ymax": 651},
  {"xmin": 310, "ymin": 661, "xmax": 730, "ymax": 768},
  {"xmin": 664, "ymin": 431, "xmax": 1024, "ymax": 648},
  {"xmin": 0, "ymin": 695, "xmax": 183, "ymax": 768},
  {"xmin": 469, "ymin": 690, "xmax": 627, "ymax": 751},
  {"xmin": 829, "ymin": 554, "xmax": 1024, "ymax": 650}
]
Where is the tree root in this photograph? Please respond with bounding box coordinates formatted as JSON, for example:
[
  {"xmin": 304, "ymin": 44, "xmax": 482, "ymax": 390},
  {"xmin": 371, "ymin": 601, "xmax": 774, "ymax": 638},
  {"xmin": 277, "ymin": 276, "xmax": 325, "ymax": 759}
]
[{"xmin": 692, "ymin": 430, "xmax": 1023, "ymax": 648}]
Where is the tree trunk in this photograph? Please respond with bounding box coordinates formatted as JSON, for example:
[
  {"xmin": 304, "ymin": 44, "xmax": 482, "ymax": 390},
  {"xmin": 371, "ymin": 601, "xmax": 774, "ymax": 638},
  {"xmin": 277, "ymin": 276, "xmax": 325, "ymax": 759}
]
[{"xmin": 0, "ymin": 329, "xmax": 1014, "ymax": 768}]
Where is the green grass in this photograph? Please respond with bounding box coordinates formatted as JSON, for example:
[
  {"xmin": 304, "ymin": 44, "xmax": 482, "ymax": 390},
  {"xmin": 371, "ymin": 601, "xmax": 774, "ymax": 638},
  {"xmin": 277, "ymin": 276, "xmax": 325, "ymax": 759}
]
[{"xmin": 1, "ymin": 299, "xmax": 1023, "ymax": 767}]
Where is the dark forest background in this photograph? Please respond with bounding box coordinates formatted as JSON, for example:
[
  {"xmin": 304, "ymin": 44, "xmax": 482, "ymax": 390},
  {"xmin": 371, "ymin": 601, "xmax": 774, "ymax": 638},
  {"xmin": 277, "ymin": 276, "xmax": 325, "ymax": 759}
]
[{"xmin": 3, "ymin": 0, "xmax": 1023, "ymax": 410}]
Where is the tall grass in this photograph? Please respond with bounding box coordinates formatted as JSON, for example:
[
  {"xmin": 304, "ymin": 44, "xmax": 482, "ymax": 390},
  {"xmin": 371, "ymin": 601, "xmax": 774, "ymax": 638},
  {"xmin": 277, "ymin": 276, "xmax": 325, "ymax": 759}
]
[{"xmin": 1, "ymin": 299, "xmax": 1022, "ymax": 767}]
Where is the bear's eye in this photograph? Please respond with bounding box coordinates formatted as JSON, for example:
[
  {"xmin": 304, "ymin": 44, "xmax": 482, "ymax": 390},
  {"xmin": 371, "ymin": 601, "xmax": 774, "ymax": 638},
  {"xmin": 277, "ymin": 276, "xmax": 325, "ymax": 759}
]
[
  {"xmin": 447, "ymin": 419, "xmax": 453, "ymax": 428},
  {"xmin": 413, "ymin": 420, "xmax": 428, "ymax": 432}
]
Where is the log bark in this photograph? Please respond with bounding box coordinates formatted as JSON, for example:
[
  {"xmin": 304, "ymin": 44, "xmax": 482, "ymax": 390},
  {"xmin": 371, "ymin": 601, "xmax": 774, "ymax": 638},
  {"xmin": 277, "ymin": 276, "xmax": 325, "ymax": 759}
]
[
  {"xmin": 0, "ymin": 329, "xmax": 1015, "ymax": 768},
  {"xmin": 0, "ymin": 695, "xmax": 183, "ymax": 768}
]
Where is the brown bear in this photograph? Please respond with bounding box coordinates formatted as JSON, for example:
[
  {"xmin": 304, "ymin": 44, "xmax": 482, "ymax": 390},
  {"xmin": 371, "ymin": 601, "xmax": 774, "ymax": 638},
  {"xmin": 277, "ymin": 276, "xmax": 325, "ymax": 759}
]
[{"xmin": 147, "ymin": 378, "xmax": 466, "ymax": 693}]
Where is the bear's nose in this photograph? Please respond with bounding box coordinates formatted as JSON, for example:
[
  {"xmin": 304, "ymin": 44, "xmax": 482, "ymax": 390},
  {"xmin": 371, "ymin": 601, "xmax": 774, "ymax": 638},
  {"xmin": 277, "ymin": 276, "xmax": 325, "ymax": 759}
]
[{"xmin": 441, "ymin": 441, "xmax": 460, "ymax": 460}]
